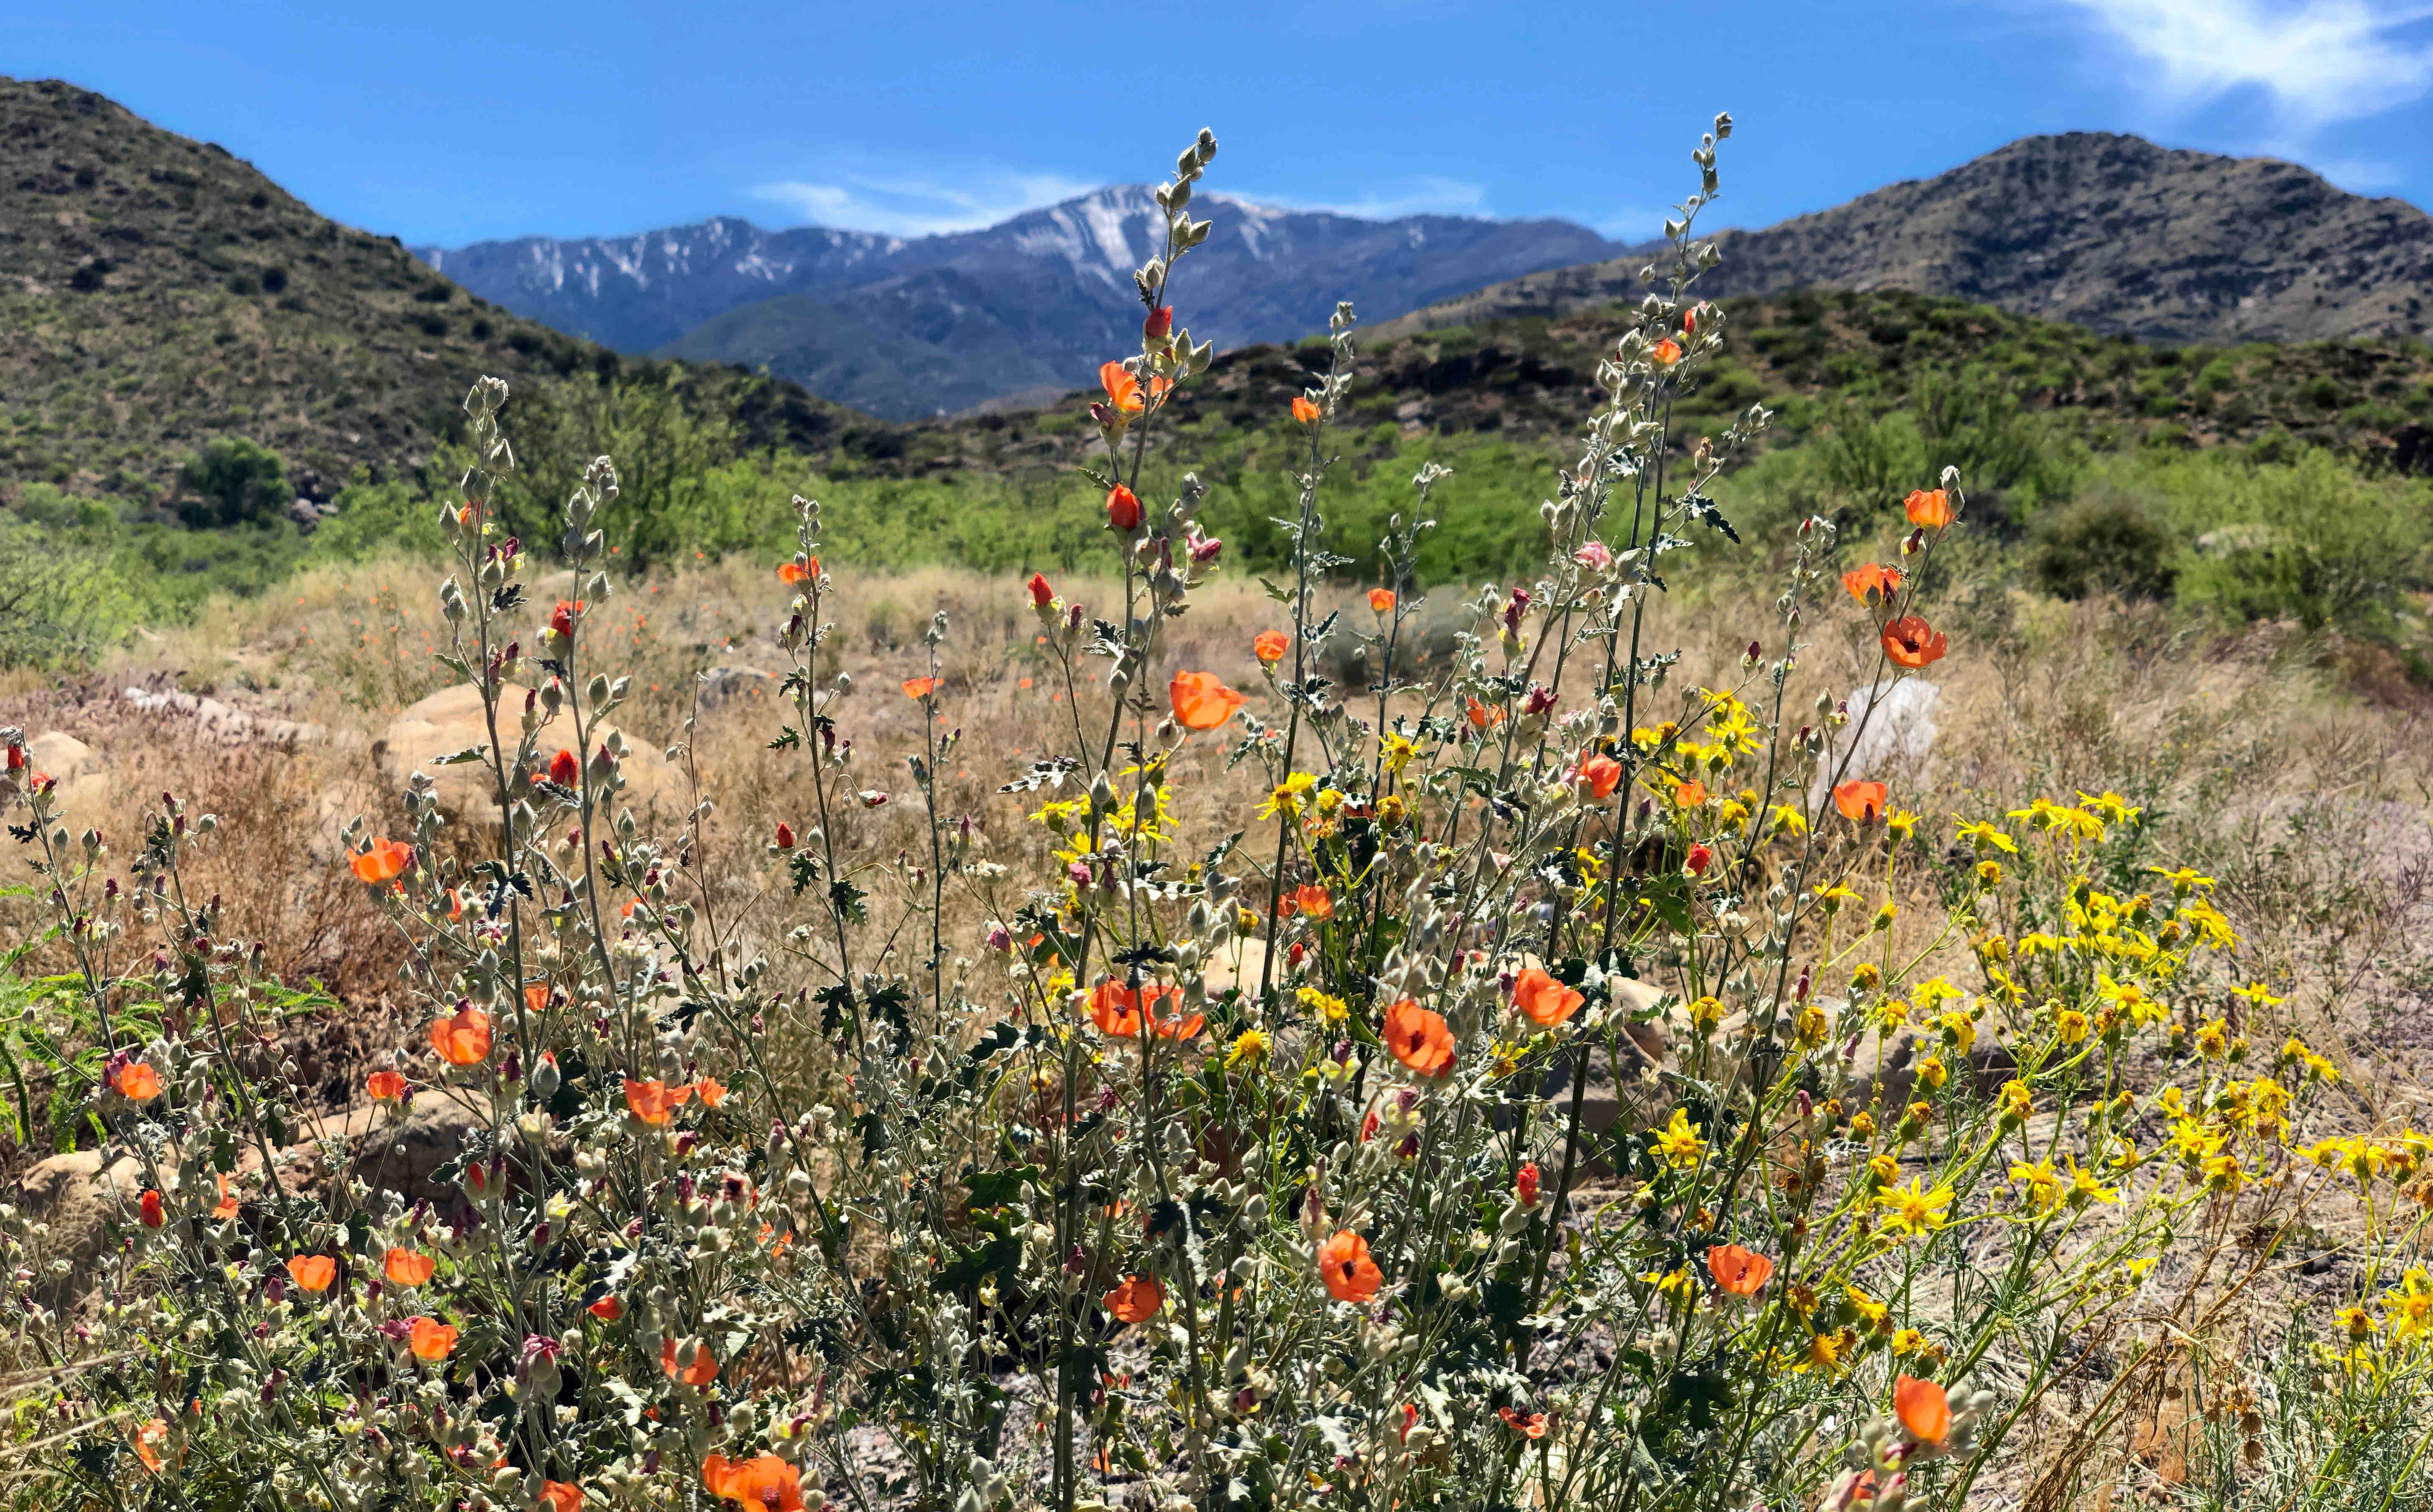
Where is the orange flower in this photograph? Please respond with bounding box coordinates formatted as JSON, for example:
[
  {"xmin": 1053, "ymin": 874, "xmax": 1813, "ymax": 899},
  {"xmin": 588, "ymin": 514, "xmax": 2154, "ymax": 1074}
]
[
  {"xmin": 1881, "ymin": 616, "xmax": 1948, "ymax": 670},
  {"xmin": 1894, "ymin": 1374, "xmax": 1952, "ymax": 1444},
  {"xmin": 1384, "ymin": 999, "xmax": 1456, "ymax": 1077},
  {"xmin": 539, "ymin": 1483, "xmax": 586, "ymax": 1512},
  {"xmin": 1578, "ymin": 755, "xmax": 1622, "ymax": 801},
  {"xmin": 366, "ymin": 1068, "xmax": 408, "ymax": 1103},
  {"xmin": 1100, "ymin": 359, "xmax": 1145, "ymax": 415},
  {"xmin": 1106, "ymin": 484, "xmax": 1143, "ymax": 532},
  {"xmin": 1497, "ymin": 1406, "xmax": 1550, "ymax": 1438},
  {"xmin": 1103, "ymin": 1274, "xmax": 1164, "ymax": 1324},
  {"xmin": 429, "ymin": 1006, "xmax": 493, "ymax": 1067},
  {"xmin": 407, "ymin": 1316, "xmax": 457, "ymax": 1361},
  {"xmin": 1512, "ymin": 966, "xmax": 1584, "ymax": 1027},
  {"xmin": 349, "ymin": 837, "xmax": 413, "ymax": 884},
  {"xmin": 132, "ymin": 1417, "xmax": 168, "ymax": 1473},
  {"xmin": 1841, "ymin": 562, "xmax": 1902, "ymax": 607},
  {"xmin": 695, "ymin": 1075, "xmax": 728, "ymax": 1108},
  {"xmin": 139, "ymin": 1189, "xmax": 165, "ymax": 1228},
  {"xmin": 661, "ymin": 1335, "xmax": 719, "ymax": 1386},
  {"xmin": 1833, "ymin": 780, "xmax": 1889, "ymax": 823},
  {"xmin": 548, "ymin": 747, "xmax": 579, "ymax": 787},
  {"xmin": 1169, "ymin": 671, "xmax": 1245, "ymax": 731},
  {"xmin": 1367, "ymin": 587, "xmax": 1396, "ymax": 614},
  {"xmin": 286, "ymin": 1254, "xmax": 337, "ymax": 1293},
  {"xmin": 1650, "ymin": 337, "xmax": 1683, "ymax": 368},
  {"xmin": 1707, "ymin": 1243, "xmax": 1774, "ymax": 1296},
  {"xmin": 1318, "ymin": 1230, "xmax": 1382, "ymax": 1303},
  {"xmin": 1253, "ymin": 630, "xmax": 1290, "ymax": 663},
  {"xmin": 1674, "ymin": 779, "xmax": 1708, "ymax": 808},
  {"xmin": 588, "ymin": 1295, "xmax": 625, "ymax": 1321},
  {"xmin": 211, "ymin": 1174, "xmax": 240, "ymax": 1220},
  {"xmin": 1904, "ymin": 488, "xmax": 1953, "ymax": 529},
  {"xmin": 550, "ymin": 598, "xmax": 584, "ymax": 637},
  {"xmin": 703, "ymin": 1454, "xmax": 803, "ymax": 1511},
  {"xmin": 1088, "ymin": 980, "xmax": 1202, "ymax": 1041},
  {"xmin": 624, "ymin": 1078, "xmax": 692, "ymax": 1126},
  {"xmin": 777, "ymin": 559, "xmax": 814, "ymax": 584},
  {"xmin": 774, "ymin": 822, "xmax": 795, "ymax": 850},
  {"xmin": 1291, "ymin": 395, "xmax": 1322, "ymax": 424},
  {"xmin": 111, "ymin": 1060, "xmax": 162, "ymax": 1101},
  {"xmin": 384, "ymin": 1248, "xmax": 436, "ymax": 1287},
  {"xmin": 901, "ymin": 677, "xmax": 940, "ymax": 699},
  {"xmin": 1465, "ymin": 697, "xmax": 1505, "ymax": 730}
]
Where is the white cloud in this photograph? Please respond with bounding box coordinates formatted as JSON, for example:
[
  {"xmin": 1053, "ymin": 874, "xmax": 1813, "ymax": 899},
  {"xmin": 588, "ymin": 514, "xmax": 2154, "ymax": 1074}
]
[
  {"xmin": 751, "ymin": 170, "xmax": 1096, "ymax": 238},
  {"xmin": 2060, "ymin": 0, "xmax": 2433, "ymax": 130},
  {"xmin": 1230, "ymin": 176, "xmax": 1491, "ymax": 220}
]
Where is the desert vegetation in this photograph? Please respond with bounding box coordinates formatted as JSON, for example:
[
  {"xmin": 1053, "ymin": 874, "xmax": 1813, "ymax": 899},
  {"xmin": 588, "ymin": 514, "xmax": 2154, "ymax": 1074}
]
[{"xmin": 5, "ymin": 119, "xmax": 2433, "ymax": 1512}]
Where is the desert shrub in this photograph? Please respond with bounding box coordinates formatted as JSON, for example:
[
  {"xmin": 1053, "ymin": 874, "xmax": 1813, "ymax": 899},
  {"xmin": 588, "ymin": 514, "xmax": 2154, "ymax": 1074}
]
[
  {"xmin": 0, "ymin": 512, "xmax": 135, "ymax": 667},
  {"xmin": 5, "ymin": 121, "xmax": 2432, "ymax": 1512},
  {"xmin": 2030, "ymin": 495, "xmax": 2177, "ymax": 602},
  {"xmin": 2160, "ymin": 450, "xmax": 2433, "ymax": 633},
  {"xmin": 178, "ymin": 436, "xmax": 291, "ymax": 529}
]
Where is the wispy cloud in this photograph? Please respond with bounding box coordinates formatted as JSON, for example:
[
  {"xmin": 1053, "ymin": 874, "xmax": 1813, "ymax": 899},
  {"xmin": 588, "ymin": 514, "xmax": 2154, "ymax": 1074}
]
[
  {"xmin": 2059, "ymin": 0, "xmax": 2433, "ymax": 131},
  {"xmin": 751, "ymin": 170, "xmax": 1095, "ymax": 238},
  {"xmin": 1231, "ymin": 176, "xmax": 1491, "ymax": 220}
]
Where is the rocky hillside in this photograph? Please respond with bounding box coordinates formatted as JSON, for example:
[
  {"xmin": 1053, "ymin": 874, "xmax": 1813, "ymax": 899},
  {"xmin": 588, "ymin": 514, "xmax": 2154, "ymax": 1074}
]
[
  {"xmin": 0, "ymin": 77, "xmax": 870, "ymax": 504},
  {"xmin": 1380, "ymin": 133, "xmax": 2433, "ymax": 346},
  {"xmin": 417, "ymin": 189, "xmax": 1618, "ymax": 418}
]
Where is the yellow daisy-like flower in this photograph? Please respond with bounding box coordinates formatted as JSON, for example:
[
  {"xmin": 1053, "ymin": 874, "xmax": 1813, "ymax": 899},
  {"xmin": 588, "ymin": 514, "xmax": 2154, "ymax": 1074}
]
[
  {"xmin": 1767, "ymin": 804, "xmax": 1809, "ymax": 839},
  {"xmin": 1260, "ymin": 771, "xmax": 1318, "ymax": 820},
  {"xmin": 1890, "ymin": 1327, "xmax": 1928, "ymax": 1356},
  {"xmin": 1652, "ymin": 1106, "xmax": 1707, "ymax": 1170},
  {"xmin": 1954, "ymin": 818, "xmax": 2018, "ymax": 855},
  {"xmin": 2065, "ymin": 1156, "xmax": 2119, "ymax": 1208},
  {"xmin": 2009, "ymin": 1158, "xmax": 2062, "ymax": 1217},
  {"xmin": 1297, "ymin": 987, "xmax": 1349, "ymax": 1023},
  {"xmin": 2055, "ymin": 1008, "xmax": 2090, "ymax": 1045},
  {"xmin": 2382, "ymin": 1269, "xmax": 2433, "ymax": 1343},
  {"xmin": 1874, "ymin": 1177, "xmax": 1954, "ymax": 1239},
  {"xmin": 1380, "ymin": 731, "xmax": 1421, "ymax": 776},
  {"xmin": 1225, "ymin": 1029, "xmax": 1270, "ymax": 1069}
]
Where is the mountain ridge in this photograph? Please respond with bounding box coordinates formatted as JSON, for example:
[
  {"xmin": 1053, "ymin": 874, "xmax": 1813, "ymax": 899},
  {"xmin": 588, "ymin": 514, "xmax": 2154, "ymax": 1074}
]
[
  {"xmin": 1376, "ymin": 132, "xmax": 2433, "ymax": 345},
  {"xmin": 416, "ymin": 188, "xmax": 1621, "ymax": 416}
]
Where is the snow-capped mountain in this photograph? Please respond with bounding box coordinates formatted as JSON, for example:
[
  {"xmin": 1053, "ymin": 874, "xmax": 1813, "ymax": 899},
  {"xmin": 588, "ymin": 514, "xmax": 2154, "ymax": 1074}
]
[{"xmin": 414, "ymin": 189, "xmax": 1616, "ymax": 417}]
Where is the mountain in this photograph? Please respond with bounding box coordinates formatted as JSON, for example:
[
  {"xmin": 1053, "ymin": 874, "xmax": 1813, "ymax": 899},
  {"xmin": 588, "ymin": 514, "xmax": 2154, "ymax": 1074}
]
[
  {"xmin": 415, "ymin": 189, "xmax": 1619, "ymax": 417},
  {"xmin": 0, "ymin": 77, "xmax": 868, "ymax": 506},
  {"xmin": 1376, "ymin": 133, "xmax": 2433, "ymax": 345}
]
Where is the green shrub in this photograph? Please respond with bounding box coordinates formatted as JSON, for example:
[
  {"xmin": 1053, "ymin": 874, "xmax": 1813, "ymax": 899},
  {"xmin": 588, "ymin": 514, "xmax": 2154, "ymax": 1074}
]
[
  {"xmin": 2162, "ymin": 450, "xmax": 2433, "ymax": 632},
  {"xmin": 2030, "ymin": 494, "xmax": 2177, "ymax": 602},
  {"xmin": 176, "ymin": 435, "xmax": 291, "ymax": 529}
]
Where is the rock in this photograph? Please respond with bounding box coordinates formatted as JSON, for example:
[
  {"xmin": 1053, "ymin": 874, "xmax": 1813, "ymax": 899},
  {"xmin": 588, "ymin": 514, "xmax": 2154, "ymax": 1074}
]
[
  {"xmin": 285, "ymin": 497, "xmax": 322, "ymax": 532},
  {"xmin": 26, "ymin": 731, "xmax": 100, "ymax": 780},
  {"xmin": 375, "ymin": 682, "xmax": 684, "ymax": 824},
  {"xmin": 15, "ymin": 1147, "xmax": 146, "ymax": 1309},
  {"xmin": 699, "ymin": 664, "xmax": 780, "ymax": 710},
  {"xmin": 1814, "ymin": 679, "xmax": 1940, "ymax": 806},
  {"xmin": 122, "ymin": 687, "xmax": 319, "ymax": 747}
]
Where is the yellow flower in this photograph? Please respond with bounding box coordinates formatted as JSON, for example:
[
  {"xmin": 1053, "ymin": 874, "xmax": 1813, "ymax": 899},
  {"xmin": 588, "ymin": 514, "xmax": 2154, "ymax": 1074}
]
[
  {"xmin": 1687, "ymin": 996, "xmax": 1723, "ymax": 1033},
  {"xmin": 1874, "ymin": 1178, "xmax": 1954, "ymax": 1239},
  {"xmin": 1260, "ymin": 771, "xmax": 1318, "ymax": 820},
  {"xmin": 1767, "ymin": 804, "xmax": 1809, "ymax": 839},
  {"xmin": 2055, "ymin": 1008, "xmax": 2090, "ymax": 1045},
  {"xmin": 2193, "ymin": 1018, "xmax": 2230, "ymax": 1060},
  {"xmin": 1890, "ymin": 1327, "xmax": 1928, "ymax": 1356},
  {"xmin": 2336, "ymin": 1305, "xmax": 2377, "ymax": 1340},
  {"xmin": 1867, "ymin": 1154, "xmax": 1901, "ymax": 1187},
  {"xmin": 1996, "ymin": 1079, "xmax": 2032, "ymax": 1124},
  {"xmin": 1885, "ymin": 810, "xmax": 1919, "ymax": 841},
  {"xmin": 2382, "ymin": 1269, "xmax": 2433, "ymax": 1343},
  {"xmin": 1644, "ymin": 1265, "xmax": 1698, "ymax": 1310},
  {"xmin": 2065, "ymin": 1156, "xmax": 2119, "ymax": 1208},
  {"xmin": 1789, "ymin": 1328, "xmax": 1853, "ymax": 1376},
  {"xmin": 1652, "ymin": 1106, "xmax": 1707, "ymax": 1170},
  {"xmin": 1381, "ymin": 731, "xmax": 1421, "ymax": 776},
  {"xmin": 1954, "ymin": 818, "xmax": 2018, "ymax": 855},
  {"xmin": 1817, "ymin": 883, "xmax": 1862, "ymax": 915},
  {"xmin": 1915, "ymin": 1058, "xmax": 1947, "ymax": 1091},
  {"xmin": 1225, "ymin": 1029, "xmax": 1270, "ymax": 1069},
  {"xmin": 2077, "ymin": 790, "xmax": 2142, "ymax": 826},
  {"xmin": 2009, "ymin": 1158, "xmax": 2062, "ymax": 1217},
  {"xmin": 2149, "ymin": 865, "xmax": 2215, "ymax": 897},
  {"xmin": 1298, "ymin": 987, "xmax": 1349, "ymax": 1023},
  {"xmin": 1845, "ymin": 1286, "xmax": 1891, "ymax": 1334}
]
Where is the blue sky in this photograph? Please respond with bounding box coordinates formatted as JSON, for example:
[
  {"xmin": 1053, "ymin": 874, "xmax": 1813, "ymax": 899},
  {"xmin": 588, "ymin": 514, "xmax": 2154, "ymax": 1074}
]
[{"xmin": 10, "ymin": 0, "xmax": 2432, "ymax": 248}]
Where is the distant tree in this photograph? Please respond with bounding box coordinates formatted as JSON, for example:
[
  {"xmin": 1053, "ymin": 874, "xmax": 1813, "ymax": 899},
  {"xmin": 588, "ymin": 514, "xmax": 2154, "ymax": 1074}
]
[{"xmin": 177, "ymin": 437, "xmax": 290, "ymax": 528}]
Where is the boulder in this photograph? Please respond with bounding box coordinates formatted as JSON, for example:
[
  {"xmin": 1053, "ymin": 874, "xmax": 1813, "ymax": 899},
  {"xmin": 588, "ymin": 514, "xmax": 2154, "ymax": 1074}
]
[
  {"xmin": 27, "ymin": 731, "xmax": 100, "ymax": 780},
  {"xmin": 15, "ymin": 1147, "xmax": 146, "ymax": 1309},
  {"xmin": 375, "ymin": 683, "xmax": 685, "ymax": 824},
  {"xmin": 699, "ymin": 664, "xmax": 781, "ymax": 710}
]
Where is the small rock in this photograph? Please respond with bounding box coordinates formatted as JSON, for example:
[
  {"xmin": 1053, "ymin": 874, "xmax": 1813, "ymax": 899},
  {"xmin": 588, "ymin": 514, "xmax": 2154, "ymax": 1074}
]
[
  {"xmin": 15, "ymin": 1147, "xmax": 145, "ymax": 1309},
  {"xmin": 698, "ymin": 665, "xmax": 779, "ymax": 710},
  {"xmin": 27, "ymin": 731, "xmax": 100, "ymax": 780}
]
